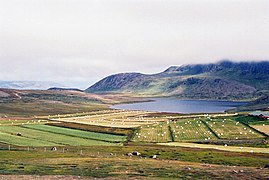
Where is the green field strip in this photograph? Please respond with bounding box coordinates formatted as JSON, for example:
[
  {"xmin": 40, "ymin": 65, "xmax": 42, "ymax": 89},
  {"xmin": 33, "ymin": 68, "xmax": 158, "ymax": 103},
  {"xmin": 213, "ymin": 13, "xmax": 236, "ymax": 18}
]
[
  {"xmin": 22, "ymin": 124, "xmax": 127, "ymax": 142},
  {"xmin": 0, "ymin": 126, "xmax": 119, "ymax": 146},
  {"xmin": 0, "ymin": 131, "xmax": 59, "ymax": 146}
]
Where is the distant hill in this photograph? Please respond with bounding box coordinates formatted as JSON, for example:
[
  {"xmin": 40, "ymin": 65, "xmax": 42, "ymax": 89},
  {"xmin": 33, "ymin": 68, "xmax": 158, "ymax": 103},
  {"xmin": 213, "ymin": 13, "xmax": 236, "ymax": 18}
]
[
  {"xmin": 230, "ymin": 95, "xmax": 269, "ymax": 112},
  {"xmin": 0, "ymin": 81, "xmax": 63, "ymax": 90},
  {"xmin": 86, "ymin": 61, "xmax": 269, "ymax": 100},
  {"xmin": 48, "ymin": 87, "xmax": 84, "ymax": 92}
]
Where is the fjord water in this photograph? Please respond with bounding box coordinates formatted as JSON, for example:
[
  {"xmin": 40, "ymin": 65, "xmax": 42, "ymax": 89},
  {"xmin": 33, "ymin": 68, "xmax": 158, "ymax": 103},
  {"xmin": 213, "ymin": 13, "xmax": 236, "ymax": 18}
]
[{"xmin": 112, "ymin": 98, "xmax": 248, "ymax": 113}]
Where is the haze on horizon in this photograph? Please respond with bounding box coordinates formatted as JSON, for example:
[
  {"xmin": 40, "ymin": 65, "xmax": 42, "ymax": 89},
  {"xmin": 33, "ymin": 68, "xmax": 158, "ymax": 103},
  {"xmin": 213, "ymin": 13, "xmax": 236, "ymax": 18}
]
[{"xmin": 0, "ymin": 0, "xmax": 269, "ymax": 89}]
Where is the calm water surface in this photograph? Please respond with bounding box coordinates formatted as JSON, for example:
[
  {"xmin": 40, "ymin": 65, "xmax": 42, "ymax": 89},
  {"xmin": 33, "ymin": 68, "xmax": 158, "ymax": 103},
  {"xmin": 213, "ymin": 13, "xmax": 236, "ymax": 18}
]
[{"xmin": 112, "ymin": 98, "xmax": 248, "ymax": 113}]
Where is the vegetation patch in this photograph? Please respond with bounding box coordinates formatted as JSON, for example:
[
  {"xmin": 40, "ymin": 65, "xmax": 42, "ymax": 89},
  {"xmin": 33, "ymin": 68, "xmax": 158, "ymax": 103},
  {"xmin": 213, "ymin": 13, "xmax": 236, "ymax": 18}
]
[
  {"xmin": 0, "ymin": 126, "xmax": 120, "ymax": 146},
  {"xmin": 22, "ymin": 124, "xmax": 127, "ymax": 143}
]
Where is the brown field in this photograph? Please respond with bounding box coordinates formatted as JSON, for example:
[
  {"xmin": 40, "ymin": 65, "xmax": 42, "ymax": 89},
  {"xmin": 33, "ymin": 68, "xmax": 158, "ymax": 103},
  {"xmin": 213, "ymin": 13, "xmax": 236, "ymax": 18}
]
[
  {"xmin": 52, "ymin": 110, "xmax": 166, "ymax": 128},
  {"xmin": 252, "ymin": 125, "xmax": 269, "ymax": 135}
]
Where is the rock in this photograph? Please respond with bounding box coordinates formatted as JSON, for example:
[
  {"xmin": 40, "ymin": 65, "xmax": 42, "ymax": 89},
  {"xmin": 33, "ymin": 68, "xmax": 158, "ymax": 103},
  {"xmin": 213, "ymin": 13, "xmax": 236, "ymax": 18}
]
[{"xmin": 264, "ymin": 164, "xmax": 269, "ymax": 168}]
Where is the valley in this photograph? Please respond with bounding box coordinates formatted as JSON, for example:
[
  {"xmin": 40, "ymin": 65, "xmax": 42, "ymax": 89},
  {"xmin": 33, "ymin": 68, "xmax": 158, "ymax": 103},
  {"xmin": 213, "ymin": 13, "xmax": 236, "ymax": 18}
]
[{"xmin": 0, "ymin": 61, "xmax": 269, "ymax": 179}]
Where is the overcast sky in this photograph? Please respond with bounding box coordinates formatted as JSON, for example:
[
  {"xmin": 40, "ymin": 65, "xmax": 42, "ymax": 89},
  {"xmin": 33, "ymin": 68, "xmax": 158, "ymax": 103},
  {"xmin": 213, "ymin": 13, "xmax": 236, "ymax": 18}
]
[{"xmin": 0, "ymin": 0, "xmax": 269, "ymax": 88}]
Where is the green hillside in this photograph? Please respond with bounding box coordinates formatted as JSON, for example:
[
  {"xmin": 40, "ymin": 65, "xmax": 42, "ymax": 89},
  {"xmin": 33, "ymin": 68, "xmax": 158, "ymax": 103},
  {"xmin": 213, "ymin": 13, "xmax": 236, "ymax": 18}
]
[{"xmin": 86, "ymin": 61, "xmax": 269, "ymax": 101}]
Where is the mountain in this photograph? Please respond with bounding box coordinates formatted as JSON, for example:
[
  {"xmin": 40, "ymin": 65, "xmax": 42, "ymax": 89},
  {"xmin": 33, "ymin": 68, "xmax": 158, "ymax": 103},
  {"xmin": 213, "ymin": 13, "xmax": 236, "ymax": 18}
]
[
  {"xmin": 0, "ymin": 81, "xmax": 64, "ymax": 90},
  {"xmin": 86, "ymin": 60, "xmax": 269, "ymax": 100}
]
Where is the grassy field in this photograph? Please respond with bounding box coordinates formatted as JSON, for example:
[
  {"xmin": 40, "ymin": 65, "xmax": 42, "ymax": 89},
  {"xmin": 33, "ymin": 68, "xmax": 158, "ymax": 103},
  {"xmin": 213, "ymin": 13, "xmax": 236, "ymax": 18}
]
[
  {"xmin": 131, "ymin": 115, "xmax": 266, "ymax": 143},
  {"xmin": 0, "ymin": 110, "xmax": 268, "ymax": 179},
  {"xmin": 159, "ymin": 142, "xmax": 269, "ymax": 154},
  {"xmin": 52, "ymin": 110, "xmax": 166, "ymax": 128},
  {"xmin": 132, "ymin": 122, "xmax": 172, "ymax": 142},
  {"xmin": 170, "ymin": 119, "xmax": 218, "ymax": 141},
  {"xmin": 22, "ymin": 124, "xmax": 127, "ymax": 143},
  {"xmin": 0, "ymin": 131, "xmax": 59, "ymax": 147},
  {"xmin": 0, "ymin": 145, "xmax": 268, "ymax": 179},
  {"xmin": 231, "ymin": 115, "xmax": 269, "ymax": 125},
  {"xmin": 0, "ymin": 126, "xmax": 121, "ymax": 146},
  {"xmin": 0, "ymin": 119, "xmax": 48, "ymax": 126},
  {"xmin": 252, "ymin": 125, "xmax": 269, "ymax": 136},
  {"xmin": 202, "ymin": 117, "xmax": 264, "ymax": 139}
]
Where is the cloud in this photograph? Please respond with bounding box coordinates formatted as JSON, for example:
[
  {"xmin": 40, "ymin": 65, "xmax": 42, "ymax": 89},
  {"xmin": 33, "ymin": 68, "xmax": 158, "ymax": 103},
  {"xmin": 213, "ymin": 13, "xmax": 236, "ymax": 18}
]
[{"xmin": 0, "ymin": 0, "xmax": 269, "ymax": 88}]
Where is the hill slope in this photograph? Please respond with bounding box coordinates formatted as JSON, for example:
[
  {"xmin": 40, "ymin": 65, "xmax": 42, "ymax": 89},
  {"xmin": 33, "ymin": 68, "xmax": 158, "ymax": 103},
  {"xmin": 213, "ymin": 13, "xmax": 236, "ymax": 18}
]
[{"xmin": 86, "ymin": 61, "xmax": 269, "ymax": 100}]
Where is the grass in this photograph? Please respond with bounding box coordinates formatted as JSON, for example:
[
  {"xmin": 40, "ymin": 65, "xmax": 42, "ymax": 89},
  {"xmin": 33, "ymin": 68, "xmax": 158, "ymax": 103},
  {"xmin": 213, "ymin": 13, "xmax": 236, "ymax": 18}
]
[
  {"xmin": 231, "ymin": 115, "xmax": 269, "ymax": 125},
  {"xmin": 22, "ymin": 124, "xmax": 127, "ymax": 143},
  {"xmin": 0, "ymin": 119, "xmax": 48, "ymax": 126},
  {"xmin": 202, "ymin": 117, "xmax": 265, "ymax": 140},
  {"xmin": 159, "ymin": 142, "xmax": 269, "ymax": 154},
  {"xmin": 0, "ymin": 126, "xmax": 120, "ymax": 146},
  {"xmin": 52, "ymin": 110, "xmax": 165, "ymax": 128},
  {"xmin": 0, "ymin": 131, "xmax": 59, "ymax": 147},
  {"xmin": 132, "ymin": 122, "xmax": 172, "ymax": 142},
  {"xmin": 132, "ymin": 116, "xmax": 267, "ymax": 143},
  {"xmin": 170, "ymin": 119, "xmax": 218, "ymax": 141},
  {"xmin": 251, "ymin": 125, "xmax": 269, "ymax": 136},
  {"xmin": 0, "ymin": 111, "xmax": 268, "ymax": 179},
  {"xmin": 47, "ymin": 122, "xmax": 134, "ymax": 136},
  {"xmin": 0, "ymin": 145, "xmax": 268, "ymax": 179},
  {"xmin": 0, "ymin": 101, "xmax": 108, "ymax": 116}
]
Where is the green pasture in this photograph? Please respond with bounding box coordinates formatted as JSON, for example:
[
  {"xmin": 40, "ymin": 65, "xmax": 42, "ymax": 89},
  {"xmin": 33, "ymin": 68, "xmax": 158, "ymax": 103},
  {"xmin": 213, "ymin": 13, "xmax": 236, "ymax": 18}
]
[
  {"xmin": 22, "ymin": 124, "xmax": 127, "ymax": 142},
  {"xmin": 0, "ymin": 126, "xmax": 120, "ymax": 146}
]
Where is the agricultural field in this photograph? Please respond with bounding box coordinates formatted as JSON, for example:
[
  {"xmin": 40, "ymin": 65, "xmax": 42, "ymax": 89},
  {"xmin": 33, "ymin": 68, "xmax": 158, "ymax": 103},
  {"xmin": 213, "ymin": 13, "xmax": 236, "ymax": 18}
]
[
  {"xmin": 252, "ymin": 125, "xmax": 269, "ymax": 136},
  {"xmin": 0, "ymin": 131, "xmax": 59, "ymax": 147},
  {"xmin": 0, "ymin": 125, "xmax": 122, "ymax": 146},
  {"xmin": 0, "ymin": 119, "xmax": 48, "ymax": 126},
  {"xmin": 170, "ymin": 119, "xmax": 218, "ymax": 141},
  {"xmin": 132, "ymin": 115, "xmax": 266, "ymax": 143},
  {"xmin": 159, "ymin": 142, "xmax": 269, "ymax": 154},
  {"xmin": 202, "ymin": 117, "xmax": 265, "ymax": 140},
  {"xmin": 0, "ymin": 109, "xmax": 268, "ymax": 179},
  {"xmin": 132, "ymin": 122, "xmax": 172, "ymax": 142},
  {"xmin": 52, "ymin": 110, "xmax": 166, "ymax": 128},
  {"xmin": 23, "ymin": 124, "xmax": 127, "ymax": 142}
]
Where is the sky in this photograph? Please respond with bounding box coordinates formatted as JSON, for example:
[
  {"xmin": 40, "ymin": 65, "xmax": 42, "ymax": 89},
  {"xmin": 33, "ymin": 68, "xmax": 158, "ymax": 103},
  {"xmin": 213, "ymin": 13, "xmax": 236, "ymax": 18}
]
[{"xmin": 0, "ymin": 0, "xmax": 269, "ymax": 89}]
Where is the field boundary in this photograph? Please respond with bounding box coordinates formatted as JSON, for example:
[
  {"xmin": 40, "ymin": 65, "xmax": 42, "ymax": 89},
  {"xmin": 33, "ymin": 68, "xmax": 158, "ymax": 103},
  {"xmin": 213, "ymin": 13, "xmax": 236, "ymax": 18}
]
[{"xmin": 200, "ymin": 119, "xmax": 220, "ymax": 139}]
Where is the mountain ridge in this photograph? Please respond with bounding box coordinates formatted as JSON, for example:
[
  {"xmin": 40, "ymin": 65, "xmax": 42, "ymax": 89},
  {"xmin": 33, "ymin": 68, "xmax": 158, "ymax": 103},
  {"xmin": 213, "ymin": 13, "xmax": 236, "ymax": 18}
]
[{"xmin": 86, "ymin": 60, "xmax": 269, "ymax": 100}]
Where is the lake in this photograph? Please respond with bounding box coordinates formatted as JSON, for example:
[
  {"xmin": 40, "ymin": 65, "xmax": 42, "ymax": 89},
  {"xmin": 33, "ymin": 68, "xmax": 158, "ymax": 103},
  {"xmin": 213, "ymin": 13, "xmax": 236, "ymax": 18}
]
[{"xmin": 112, "ymin": 98, "xmax": 248, "ymax": 113}]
